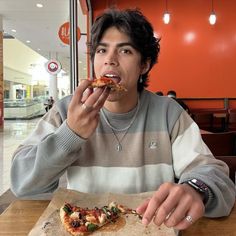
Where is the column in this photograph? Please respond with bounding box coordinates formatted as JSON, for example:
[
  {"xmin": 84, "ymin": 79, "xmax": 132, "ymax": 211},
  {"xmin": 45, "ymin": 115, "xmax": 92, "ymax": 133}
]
[
  {"xmin": 31, "ymin": 84, "xmax": 34, "ymax": 99},
  {"xmin": 0, "ymin": 15, "xmax": 4, "ymax": 131},
  {"xmin": 49, "ymin": 74, "xmax": 58, "ymax": 101},
  {"xmin": 0, "ymin": 15, "xmax": 3, "ymax": 186},
  {"xmin": 9, "ymin": 81, "xmax": 15, "ymax": 100}
]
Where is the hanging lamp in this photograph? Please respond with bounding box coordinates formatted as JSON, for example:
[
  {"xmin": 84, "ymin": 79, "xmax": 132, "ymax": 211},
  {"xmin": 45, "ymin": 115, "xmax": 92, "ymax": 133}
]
[
  {"xmin": 209, "ymin": 0, "xmax": 217, "ymax": 25},
  {"xmin": 163, "ymin": 0, "xmax": 170, "ymax": 24}
]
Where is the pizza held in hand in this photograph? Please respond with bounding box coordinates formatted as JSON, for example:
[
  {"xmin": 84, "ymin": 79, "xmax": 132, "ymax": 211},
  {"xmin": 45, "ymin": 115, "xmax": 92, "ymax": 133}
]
[
  {"xmin": 60, "ymin": 201, "xmax": 141, "ymax": 236},
  {"xmin": 90, "ymin": 76, "xmax": 127, "ymax": 92}
]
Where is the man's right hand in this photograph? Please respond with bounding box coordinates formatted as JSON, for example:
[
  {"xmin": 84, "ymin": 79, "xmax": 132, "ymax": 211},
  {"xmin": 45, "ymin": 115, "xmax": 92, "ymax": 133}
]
[{"xmin": 67, "ymin": 79, "xmax": 110, "ymax": 139}]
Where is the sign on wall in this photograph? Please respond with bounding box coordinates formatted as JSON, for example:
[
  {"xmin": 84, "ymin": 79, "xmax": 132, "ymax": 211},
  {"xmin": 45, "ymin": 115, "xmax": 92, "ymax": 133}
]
[
  {"xmin": 45, "ymin": 59, "xmax": 61, "ymax": 75},
  {"xmin": 58, "ymin": 22, "xmax": 81, "ymax": 45}
]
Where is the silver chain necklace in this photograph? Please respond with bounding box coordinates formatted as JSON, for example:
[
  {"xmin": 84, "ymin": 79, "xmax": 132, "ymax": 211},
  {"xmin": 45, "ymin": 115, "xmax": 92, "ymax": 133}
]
[{"xmin": 101, "ymin": 97, "xmax": 140, "ymax": 151}]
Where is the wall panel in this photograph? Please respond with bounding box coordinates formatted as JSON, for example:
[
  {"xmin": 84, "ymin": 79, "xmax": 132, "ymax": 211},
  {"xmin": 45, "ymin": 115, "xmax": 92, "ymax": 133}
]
[{"xmin": 91, "ymin": 0, "xmax": 236, "ymax": 107}]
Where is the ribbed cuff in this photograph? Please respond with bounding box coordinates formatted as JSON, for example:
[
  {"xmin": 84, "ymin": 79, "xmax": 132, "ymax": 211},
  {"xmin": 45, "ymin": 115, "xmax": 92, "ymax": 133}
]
[{"xmin": 54, "ymin": 120, "xmax": 87, "ymax": 153}]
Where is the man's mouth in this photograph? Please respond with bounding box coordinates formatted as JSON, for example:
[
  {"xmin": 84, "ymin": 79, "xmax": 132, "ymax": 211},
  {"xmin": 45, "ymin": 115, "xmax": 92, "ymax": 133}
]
[{"xmin": 103, "ymin": 74, "xmax": 121, "ymax": 84}]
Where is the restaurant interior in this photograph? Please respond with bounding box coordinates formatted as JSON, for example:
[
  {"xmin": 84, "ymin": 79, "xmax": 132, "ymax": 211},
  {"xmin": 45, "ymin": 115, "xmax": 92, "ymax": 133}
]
[{"xmin": 0, "ymin": 0, "xmax": 236, "ymax": 235}]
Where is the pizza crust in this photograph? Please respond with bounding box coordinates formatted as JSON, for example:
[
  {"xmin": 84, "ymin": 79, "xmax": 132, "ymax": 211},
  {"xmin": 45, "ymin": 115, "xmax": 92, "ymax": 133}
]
[{"xmin": 60, "ymin": 207, "xmax": 87, "ymax": 236}]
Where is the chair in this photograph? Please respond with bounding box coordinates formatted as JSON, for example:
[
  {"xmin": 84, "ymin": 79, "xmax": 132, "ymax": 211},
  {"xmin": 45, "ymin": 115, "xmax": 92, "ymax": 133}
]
[
  {"xmin": 192, "ymin": 113, "xmax": 213, "ymax": 132},
  {"xmin": 228, "ymin": 109, "xmax": 236, "ymax": 131},
  {"xmin": 201, "ymin": 131, "xmax": 236, "ymax": 156},
  {"xmin": 215, "ymin": 156, "xmax": 236, "ymax": 184},
  {"xmin": 212, "ymin": 111, "xmax": 228, "ymax": 132}
]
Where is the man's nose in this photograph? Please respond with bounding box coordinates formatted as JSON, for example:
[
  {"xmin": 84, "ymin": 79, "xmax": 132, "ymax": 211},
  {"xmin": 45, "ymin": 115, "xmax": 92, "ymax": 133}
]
[{"xmin": 104, "ymin": 52, "xmax": 118, "ymax": 66}]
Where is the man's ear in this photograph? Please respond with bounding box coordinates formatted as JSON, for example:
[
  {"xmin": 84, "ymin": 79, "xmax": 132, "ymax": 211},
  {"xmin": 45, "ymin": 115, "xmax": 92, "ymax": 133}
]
[{"xmin": 141, "ymin": 58, "xmax": 151, "ymax": 75}]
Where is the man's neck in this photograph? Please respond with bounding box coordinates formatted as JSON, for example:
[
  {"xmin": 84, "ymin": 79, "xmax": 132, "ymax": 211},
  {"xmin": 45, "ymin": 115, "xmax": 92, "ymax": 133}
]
[{"xmin": 104, "ymin": 93, "xmax": 139, "ymax": 113}]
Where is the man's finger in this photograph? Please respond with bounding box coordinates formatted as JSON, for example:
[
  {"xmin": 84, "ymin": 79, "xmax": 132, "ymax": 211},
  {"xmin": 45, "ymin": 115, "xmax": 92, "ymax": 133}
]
[
  {"xmin": 70, "ymin": 80, "xmax": 91, "ymax": 107},
  {"xmin": 136, "ymin": 198, "xmax": 151, "ymax": 215}
]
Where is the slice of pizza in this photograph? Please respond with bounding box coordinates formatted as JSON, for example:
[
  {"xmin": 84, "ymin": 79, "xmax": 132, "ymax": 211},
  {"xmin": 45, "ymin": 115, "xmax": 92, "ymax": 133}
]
[
  {"xmin": 90, "ymin": 76, "xmax": 127, "ymax": 92},
  {"xmin": 60, "ymin": 201, "xmax": 141, "ymax": 236}
]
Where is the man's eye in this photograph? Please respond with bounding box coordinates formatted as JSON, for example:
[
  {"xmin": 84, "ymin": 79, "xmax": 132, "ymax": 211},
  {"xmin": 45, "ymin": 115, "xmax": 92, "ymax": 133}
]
[
  {"xmin": 96, "ymin": 48, "xmax": 106, "ymax": 54},
  {"xmin": 121, "ymin": 49, "xmax": 131, "ymax": 54}
]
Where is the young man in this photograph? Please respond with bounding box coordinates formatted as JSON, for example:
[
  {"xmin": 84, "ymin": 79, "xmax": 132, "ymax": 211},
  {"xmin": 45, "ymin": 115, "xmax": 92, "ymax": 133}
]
[{"xmin": 11, "ymin": 9, "xmax": 235, "ymax": 230}]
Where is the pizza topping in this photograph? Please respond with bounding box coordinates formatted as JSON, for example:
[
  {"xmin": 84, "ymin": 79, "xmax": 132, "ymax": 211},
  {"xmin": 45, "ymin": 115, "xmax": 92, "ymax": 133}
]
[
  {"xmin": 87, "ymin": 223, "xmax": 98, "ymax": 232},
  {"xmin": 70, "ymin": 211, "xmax": 80, "ymax": 219},
  {"xmin": 98, "ymin": 213, "xmax": 107, "ymax": 224},
  {"xmin": 85, "ymin": 214, "xmax": 97, "ymax": 224},
  {"xmin": 71, "ymin": 220, "xmax": 80, "ymax": 228},
  {"xmin": 63, "ymin": 203, "xmax": 73, "ymax": 215}
]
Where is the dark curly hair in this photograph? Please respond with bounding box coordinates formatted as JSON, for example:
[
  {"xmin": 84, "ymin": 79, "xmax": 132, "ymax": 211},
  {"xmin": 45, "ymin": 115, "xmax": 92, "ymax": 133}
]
[{"xmin": 89, "ymin": 8, "xmax": 160, "ymax": 92}]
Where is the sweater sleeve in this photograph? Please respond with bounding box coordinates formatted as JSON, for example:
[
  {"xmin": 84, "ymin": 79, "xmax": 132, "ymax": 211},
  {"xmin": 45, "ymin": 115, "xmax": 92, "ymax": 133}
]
[
  {"xmin": 171, "ymin": 110, "xmax": 236, "ymax": 217},
  {"xmin": 10, "ymin": 106, "xmax": 86, "ymax": 197}
]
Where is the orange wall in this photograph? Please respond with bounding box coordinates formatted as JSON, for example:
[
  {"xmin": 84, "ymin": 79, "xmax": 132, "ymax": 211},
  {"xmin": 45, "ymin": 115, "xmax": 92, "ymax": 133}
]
[{"xmin": 91, "ymin": 0, "xmax": 236, "ymax": 101}]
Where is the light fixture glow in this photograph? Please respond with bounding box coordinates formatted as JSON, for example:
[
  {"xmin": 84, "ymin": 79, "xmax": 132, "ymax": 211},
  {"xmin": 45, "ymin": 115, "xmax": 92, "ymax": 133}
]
[
  {"xmin": 11, "ymin": 29, "xmax": 16, "ymax": 32},
  {"xmin": 26, "ymin": 40, "xmax": 31, "ymax": 43},
  {"xmin": 163, "ymin": 12, "xmax": 170, "ymax": 24},
  {"xmin": 209, "ymin": 0, "xmax": 217, "ymax": 25},
  {"xmin": 163, "ymin": 0, "xmax": 170, "ymax": 24},
  {"xmin": 36, "ymin": 3, "xmax": 43, "ymax": 8},
  {"xmin": 209, "ymin": 12, "xmax": 216, "ymax": 25}
]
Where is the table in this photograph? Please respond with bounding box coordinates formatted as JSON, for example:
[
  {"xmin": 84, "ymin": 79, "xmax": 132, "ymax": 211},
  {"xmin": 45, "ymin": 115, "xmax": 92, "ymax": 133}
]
[
  {"xmin": 0, "ymin": 200, "xmax": 235, "ymax": 236},
  {"xmin": 0, "ymin": 200, "xmax": 49, "ymax": 236}
]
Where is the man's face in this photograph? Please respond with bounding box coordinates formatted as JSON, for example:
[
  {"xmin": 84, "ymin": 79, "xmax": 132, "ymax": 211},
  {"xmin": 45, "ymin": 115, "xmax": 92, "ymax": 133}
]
[{"xmin": 93, "ymin": 26, "xmax": 145, "ymax": 101}]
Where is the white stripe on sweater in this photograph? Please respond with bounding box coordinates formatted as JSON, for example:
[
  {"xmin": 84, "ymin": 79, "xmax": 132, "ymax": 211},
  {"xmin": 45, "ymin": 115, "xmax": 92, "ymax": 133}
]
[
  {"xmin": 172, "ymin": 122, "xmax": 213, "ymax": 177},
  {"xmin": 67, "ymin": 164, "xmax": 174, "ymax": 194}
]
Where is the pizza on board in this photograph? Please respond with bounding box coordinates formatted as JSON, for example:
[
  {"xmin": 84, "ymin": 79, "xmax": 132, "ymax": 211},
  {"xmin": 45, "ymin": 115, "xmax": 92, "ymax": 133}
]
[
  {"xmin": 60, "ymin": 201, "xmax": 141, "ymax": 236},
  {"xmin": 90, "ymin": 77, "xmax": 127, "ymax": 92}
]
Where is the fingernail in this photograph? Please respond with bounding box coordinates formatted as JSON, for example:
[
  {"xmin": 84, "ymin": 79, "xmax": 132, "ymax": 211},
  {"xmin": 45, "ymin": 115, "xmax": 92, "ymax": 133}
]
[{"xmin": 142, "ymin": 218, "xmax": 149, "ymax": 226}]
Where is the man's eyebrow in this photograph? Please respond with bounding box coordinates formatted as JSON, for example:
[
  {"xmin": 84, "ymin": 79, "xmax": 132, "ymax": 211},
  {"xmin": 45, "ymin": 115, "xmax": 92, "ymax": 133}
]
[{"xmin": 97, "ymin": 42, "xmax": 135, "ymax": 48}]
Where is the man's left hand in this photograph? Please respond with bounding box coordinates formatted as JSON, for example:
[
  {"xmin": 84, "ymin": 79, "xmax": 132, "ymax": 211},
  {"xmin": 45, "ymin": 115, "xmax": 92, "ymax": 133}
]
[{"xmin": 136, "ymin": 182, "xmax": 205, "ymax": 230}]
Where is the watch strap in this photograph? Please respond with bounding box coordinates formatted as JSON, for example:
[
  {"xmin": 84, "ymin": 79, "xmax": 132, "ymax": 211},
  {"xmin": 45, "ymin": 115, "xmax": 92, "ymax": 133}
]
[{"xmin": 184, "ymin": 179, "xmax": 211, "ymax": 204}]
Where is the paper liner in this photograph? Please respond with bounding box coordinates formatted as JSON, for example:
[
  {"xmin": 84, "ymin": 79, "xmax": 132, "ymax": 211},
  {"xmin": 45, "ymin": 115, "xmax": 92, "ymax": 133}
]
[{"xmin": 28, "ymin": 188, "xmax": 178, "ymax": 236}]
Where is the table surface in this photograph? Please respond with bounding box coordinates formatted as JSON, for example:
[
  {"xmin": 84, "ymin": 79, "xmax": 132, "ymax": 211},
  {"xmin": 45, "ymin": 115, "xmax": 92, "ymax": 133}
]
[{"xmin": 0, "ymin": 200, "xmax": 236, "ymax": 236}]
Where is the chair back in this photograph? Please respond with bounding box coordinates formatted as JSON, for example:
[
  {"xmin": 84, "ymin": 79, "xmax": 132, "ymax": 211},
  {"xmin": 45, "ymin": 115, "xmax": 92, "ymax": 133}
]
[
  {"xmin": 215, "ymin": 156, "xmax": 236, "ymax": 184},
  {"xmin": 201, "ymin": 131, "xmax": 236, "ymax": 156},
  {"xmin": 228, "ymin": 110, "xmax": 236, "ymax": 131},
  {"xmin": 192, "ymin": 113, "xmax": 213, "ymax": 132}
]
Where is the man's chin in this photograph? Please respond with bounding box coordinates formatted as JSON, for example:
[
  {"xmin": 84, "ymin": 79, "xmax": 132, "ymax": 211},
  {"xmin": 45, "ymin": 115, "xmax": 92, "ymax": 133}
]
[{"xmin": 106, "ymin": 92, "xmax": 122, "ymax": 102}]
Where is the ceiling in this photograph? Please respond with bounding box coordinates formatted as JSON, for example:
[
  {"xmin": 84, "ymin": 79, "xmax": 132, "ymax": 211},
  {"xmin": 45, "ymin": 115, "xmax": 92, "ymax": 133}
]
[{"xmin": 0, "ymin": 0, "xmax": 88, "ymax": 75}]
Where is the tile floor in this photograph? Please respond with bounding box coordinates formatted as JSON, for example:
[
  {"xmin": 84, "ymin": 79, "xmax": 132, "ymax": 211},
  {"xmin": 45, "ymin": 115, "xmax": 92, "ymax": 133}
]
[{"xmin": 0, "ymin": 118, "xmax": 40, "ymax": 196}]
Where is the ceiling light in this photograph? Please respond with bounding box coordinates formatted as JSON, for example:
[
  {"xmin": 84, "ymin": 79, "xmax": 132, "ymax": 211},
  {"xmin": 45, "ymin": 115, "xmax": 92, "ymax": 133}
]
[
  {"xmin": 11, "ymin": 29, "xmax": 16, "ymax": 32},
  {"xmin": 26, "ymin": 40, "xmax": 31, "ymax": 43},
  {"xmin": 163, "ymin": 0, "xmax": 170, "ymax": 24},
  {"xmin": 209, "ymin": 0, "xmax": 217, "ymax": 25},
  {"xmin": 36, "ymin": 3, "xmax": 43, "ymax": 8}
]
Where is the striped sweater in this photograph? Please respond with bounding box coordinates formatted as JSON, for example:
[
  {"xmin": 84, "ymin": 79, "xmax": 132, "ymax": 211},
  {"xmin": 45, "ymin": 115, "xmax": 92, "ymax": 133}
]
[{"xmin": 11, "ymin": 90, "xmax": 235, "ymax": 217}]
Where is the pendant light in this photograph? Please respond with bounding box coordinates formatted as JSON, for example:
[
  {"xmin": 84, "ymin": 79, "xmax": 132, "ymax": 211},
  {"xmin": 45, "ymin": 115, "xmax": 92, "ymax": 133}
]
[
  {"xmin": 209, "ymin": 0, "xmax": 217, "ymax": 25},
  {"xmin": 163, "ymin": 0, "xmax": 170, "ymax": 24}
]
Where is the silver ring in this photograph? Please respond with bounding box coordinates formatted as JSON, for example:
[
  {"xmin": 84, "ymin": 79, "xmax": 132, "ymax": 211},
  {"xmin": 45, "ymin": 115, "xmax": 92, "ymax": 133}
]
[
  {"xmin": 82, "ymin": 103, "xmax": 92, "ymax": 112},
  {"xmin": 185, "ymin": 215, "xmax": 193, "ymax": 224}
]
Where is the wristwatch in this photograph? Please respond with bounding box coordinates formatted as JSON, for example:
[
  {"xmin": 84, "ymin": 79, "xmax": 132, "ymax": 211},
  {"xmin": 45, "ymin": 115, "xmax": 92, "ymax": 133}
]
[{"xmin": 185, "ymin": 179, "xmax": 210, "ymax": 204}]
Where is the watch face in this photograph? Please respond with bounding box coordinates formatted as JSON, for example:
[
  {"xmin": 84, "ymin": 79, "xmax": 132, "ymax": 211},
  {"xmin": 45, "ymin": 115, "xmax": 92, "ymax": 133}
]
[
  {"xmin": 187, "ymin": 179, "xmax": 210, "ymax": 204},
  {"xmin": 188, "ymin": 179, "xmax": 209, "ymax": 192}
]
